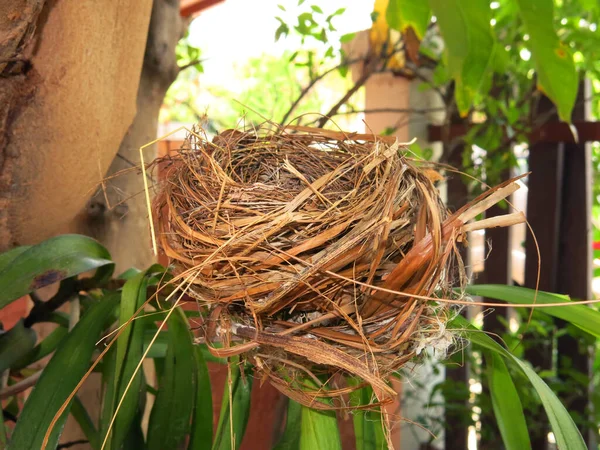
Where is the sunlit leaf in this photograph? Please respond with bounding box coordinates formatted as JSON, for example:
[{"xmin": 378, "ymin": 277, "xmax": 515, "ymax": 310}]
[
  {"xmin": 386, "ymin": 0, "xmax": 431, "ymax": 40},
  {"xmin": 429, "ymin": 0, "xmax": 496, "ymax": 116},
  {"xmin": 514, "ymin": 0, "xmax": 577, "ymax": 121}
]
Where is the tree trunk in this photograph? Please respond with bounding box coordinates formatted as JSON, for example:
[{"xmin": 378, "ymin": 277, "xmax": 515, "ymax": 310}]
[
  {"xmin": 81, "ymin": 0, "xmax": 186, "ymax": 272},
  {"xmin": 0, "ymin": 0, "xmax": 152, "ymax": 250}
]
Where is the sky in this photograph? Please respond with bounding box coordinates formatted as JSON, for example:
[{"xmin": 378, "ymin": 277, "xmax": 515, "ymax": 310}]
[{"xmin": 188, "ymin": 0, "xmax": 374, "ymax": 86}]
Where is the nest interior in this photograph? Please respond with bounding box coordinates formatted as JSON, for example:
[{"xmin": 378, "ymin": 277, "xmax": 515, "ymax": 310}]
[{"xmin": 153, "ymin": 124, "xmax": 520, "ymax": 408}]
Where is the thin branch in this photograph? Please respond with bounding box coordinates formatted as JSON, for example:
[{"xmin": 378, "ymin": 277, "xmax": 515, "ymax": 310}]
[
  {"xmin": 178, "ymin": 59, "xmax": 205, "ymax": 72},
  {"xmin": 24, "ymin": 279, "xmax": 78, "ymax": 327},
  {"xmin": 280, "ymin": 55, "xmax": 370, "ymax": 126},
  {"xmin": 0, "ymin": 371, "xmax": 42, "ymax": 400},
  {"xmin": 328, "ymin": 107, "xmax": 446, "ymax": 116},
  {"xmin": 317, "ymin": 67, "xmax": 375, "ymax": 128}
]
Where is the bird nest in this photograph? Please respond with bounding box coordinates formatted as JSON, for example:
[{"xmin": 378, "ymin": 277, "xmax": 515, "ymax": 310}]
[{"xmin": 152, "ymin": 124, "xmax": 523, "ymax": 409}]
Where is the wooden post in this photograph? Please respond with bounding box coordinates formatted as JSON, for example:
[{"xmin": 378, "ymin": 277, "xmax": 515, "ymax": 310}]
[
  {"xmin": 554, "ymin": 84, "xmax": 593, "ymax": 446},
  {"xmin": 523, "ymin": 95, "xmax": 563, "ymax": 450}
]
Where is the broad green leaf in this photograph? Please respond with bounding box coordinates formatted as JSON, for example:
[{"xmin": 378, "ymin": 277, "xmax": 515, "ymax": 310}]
[
  {"xmin": 300, "ymin": 406, "xmax": 341, "ymax": 450},
  {"xmin": 450, "ymin": 315, "xmax": 586, "ymax": 450},
  {"xmin": 0, "ymin": 246, "xmax": 30, "ymax": 273},
  {"xmin": 514, "ymin": 0, "xmax": 577, "ymax": 121},
  {"xmin": 273, "ymin": 399, "xmax": 302, "ymax": 450},
  {"xmin": 12, "ymin": 325, "xmax": 68, "ymax": 371},
  {"xmin": 386, "ymin": 0, "xmax": 431, "ymax": 39},
  {"xmin": 429, "ymin": 0, "xmax": 495, "ymax": 115},
  {"xmin": 0, "ymin": 235, "xmax": 114, "ymax": 308},
  {"xmin": 484, "ymin": 351, "xmax": 531, "ymax": 450},
  {"xmin": 8, "ymin": 294, "xmax": 118, "ymax": 450},
  {"xmin": 147, "ymin": 309, "xmax": 195, "ymax": 450},
  {"xmin": 71, "ymin": 395, "xmax": 99, "ymax": 450},
  {"xmin": 465, "ymin": 285, "xmax": 600, "ymax": 338},
  {"xmin": 212, "ymin": 360, "xmax": 253, "ymax": 450},
  {"xmin": 0, "ymin": 320, "xmax": 36, "ymax": 373},
  {"xmin": 188, "ymin": 345, "xmax": 213, "ymax": 449},
  {"xmin": 347, "ymin": 380, "xmax": 385, "ymax": 450},
  {"xmin": 109, "ymin": 271, "xmax": 149, "ymax": 449}
]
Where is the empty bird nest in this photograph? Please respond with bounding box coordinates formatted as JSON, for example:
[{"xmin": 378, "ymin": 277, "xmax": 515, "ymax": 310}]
[{"xmin": 151, "ymin": 123, "xmax": 524, "ymax": 409}]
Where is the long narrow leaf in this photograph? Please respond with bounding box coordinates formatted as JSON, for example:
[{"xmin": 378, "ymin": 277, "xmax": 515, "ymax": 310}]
[
  {"xmin": 347, "ymin": 380, "xmax": 385, "ymax": 450},
  {"xmin": 71, "ymin": 395, "xmax": 99, "ymax": 450},
  {"xmin": 450, "ymin": 315, "xmax": 586, "ymax": 450},
  {"xmin": 466, "ymin": 284, "xmax": 600, "ymax": 338},
  {"xmin": 188, "ymin": 345, "xmax": 213, "ymax": 449},
  {"xmin": 273, "ymin": 399, "xmax": 301, "ymax": 450},
  {"xmin": 300, "ymin": 406, "xmax": 341, "ymax": 450},
  {"xmin": 484, "ymin": 351, "xmax": 531, "ymax": 450},
  {"xmin": 109, "ymin": 271, "xmax": 149, "ymax": 449},
  {"xmin": 147, "ymin": 309, "xmax": 195, "ymax": 450},
  {"xmin": 8, "ymin": 294, "xmax": 119, "ymax": 450},
  {"xmin": 212, "ymin": 360, "xmax": 253, "ymax": 450},
  {"xmin": 0, "ymin": 235, "xmax": 114, "ymax": 308}
]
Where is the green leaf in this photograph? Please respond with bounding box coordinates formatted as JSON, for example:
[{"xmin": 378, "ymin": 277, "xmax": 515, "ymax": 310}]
[
  {"xmin": 451, "ymin": 315, "xmax": 586, "ymax": 450},
  {"xmin": 311, "ymin": 5, "xmax": 323, "ymax": 14},
  {"xmin": 511, "ymin": 356, "xmax": 585, "ymax": 450},
  {"xmin": 188, "ymin": 345, "xmax": 213, "ymax": 449},
  {"xmin": 429, "ymin": 0, "xmax": 495, "ymax": 116},
  {"xmin": 273, "ymin": 399, "xmax": 301, "ymax": 450},
  {"xmin": 465, "ymin": 285, "xmax": 600, "ymax": 338},
  {"xmin": 340, "ymin": 32, "xmax": 355, "ymax": 43},
  {"xmin": 212, "ymin": 360, "xmax": 253, "ymax": 450},
  {"xmin": 8, "ymin": 294, "xmax": 118, "ymax": 450},
  {"xmin": 386, "ymin": 0, "xmax": 431, "ymax": 40},
  {"xmin": 0, "ymin": 235, "xmax": 113, "ymax": 308},
  {"xmin": 147, "ymin": 309, "xmax": 195, "ymax": 450},
  {"xmin": 122, "ymin": 411, "xmax": 146, "ymax": 449},
  {"xmin": 484, "ymin": 351, "xmax": 531, "ymax": 450},
  {"xmin": 300, "ymin": 406, "xmax": 341, "ymax": 450},
  {"xmin": 109, "ymin": 271, "xmax": 149, "ymax": 449},
  {"xmin": 0, "ymin": 246, "xmax": 30, "ymax": 273},
  {"xmin": 71, "ymin": 395, "xmax": 99, "ymax": 450},
  {"xmin": 348, "ymin": 380, "xmax": 385, "ymax": 450},
  {"xmin": 514, "ymin": 0, "xmax": 577, "ymax": 122},
  {"xmin": 0, "ymin": 320, "xmax": 36, "ymax": 373},
  {"xmin": 12, "ymin": 325, "xmax": 68, "ymax": 371}
]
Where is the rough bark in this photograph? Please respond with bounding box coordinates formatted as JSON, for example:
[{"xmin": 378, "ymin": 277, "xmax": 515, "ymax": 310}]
[{"xmin": 0, "ymin": 0, "xmax": 152, "ymax": 250}]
